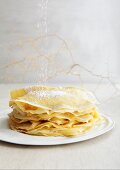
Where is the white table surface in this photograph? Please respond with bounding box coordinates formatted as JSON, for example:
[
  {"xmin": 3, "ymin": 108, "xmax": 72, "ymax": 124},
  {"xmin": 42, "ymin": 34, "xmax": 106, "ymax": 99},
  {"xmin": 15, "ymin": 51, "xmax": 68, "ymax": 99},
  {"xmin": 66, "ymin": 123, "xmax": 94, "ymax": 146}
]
[{"xmin": 0, "ymin": 84, "xmax": 120, "ymax": 170}]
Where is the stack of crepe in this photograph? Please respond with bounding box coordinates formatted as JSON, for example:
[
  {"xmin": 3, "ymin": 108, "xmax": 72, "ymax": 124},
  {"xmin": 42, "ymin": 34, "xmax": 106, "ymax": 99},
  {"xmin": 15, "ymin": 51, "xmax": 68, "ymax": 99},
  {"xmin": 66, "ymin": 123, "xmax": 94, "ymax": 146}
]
[{"xmin": 8, "ymin": 86, "xmax": 101, "ymax": 137}]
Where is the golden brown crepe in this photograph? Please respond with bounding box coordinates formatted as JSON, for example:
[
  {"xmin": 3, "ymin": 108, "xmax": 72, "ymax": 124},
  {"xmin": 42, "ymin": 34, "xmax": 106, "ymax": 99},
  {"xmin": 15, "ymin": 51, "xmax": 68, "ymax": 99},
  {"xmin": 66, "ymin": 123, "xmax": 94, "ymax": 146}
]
[{"xmin": 8, "ymin": 86, "xmax": 102, "ymax": 137}]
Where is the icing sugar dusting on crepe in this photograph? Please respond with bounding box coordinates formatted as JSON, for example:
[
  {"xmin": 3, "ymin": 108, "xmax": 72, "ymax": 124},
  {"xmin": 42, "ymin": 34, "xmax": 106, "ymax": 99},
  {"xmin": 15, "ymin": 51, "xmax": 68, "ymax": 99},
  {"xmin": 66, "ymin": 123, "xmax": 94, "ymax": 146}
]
[
  {"xmin": 28, "ymin": 90, "xmax": 73, "ymax": 98},
  {"xmin": 24, "ymin": 85, "xmax": 98, "ymax": 104}
]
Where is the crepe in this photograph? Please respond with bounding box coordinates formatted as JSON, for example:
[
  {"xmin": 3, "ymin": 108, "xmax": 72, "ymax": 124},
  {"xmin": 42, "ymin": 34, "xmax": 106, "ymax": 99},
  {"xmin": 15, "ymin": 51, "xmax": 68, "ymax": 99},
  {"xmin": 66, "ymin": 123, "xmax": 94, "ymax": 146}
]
[{"xmin": 8, "ymin": 86, "xmax": 102, "ymax": 137}]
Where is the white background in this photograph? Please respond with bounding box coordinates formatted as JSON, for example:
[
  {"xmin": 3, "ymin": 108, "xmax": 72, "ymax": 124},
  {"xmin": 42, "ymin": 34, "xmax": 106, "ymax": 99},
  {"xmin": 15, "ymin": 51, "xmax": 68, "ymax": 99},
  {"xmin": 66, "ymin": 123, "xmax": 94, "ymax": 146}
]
[{"xmin": 0, "ymin": 0, "xmax": 120, "ymax": 83}]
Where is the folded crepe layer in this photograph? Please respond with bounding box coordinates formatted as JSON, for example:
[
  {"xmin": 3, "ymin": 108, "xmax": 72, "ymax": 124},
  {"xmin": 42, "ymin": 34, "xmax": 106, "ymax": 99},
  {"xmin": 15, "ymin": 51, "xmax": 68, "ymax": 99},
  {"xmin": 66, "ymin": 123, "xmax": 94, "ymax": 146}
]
[{"xmin": 8, "ymin": 86, "xmax": 102, "ymax": 137}]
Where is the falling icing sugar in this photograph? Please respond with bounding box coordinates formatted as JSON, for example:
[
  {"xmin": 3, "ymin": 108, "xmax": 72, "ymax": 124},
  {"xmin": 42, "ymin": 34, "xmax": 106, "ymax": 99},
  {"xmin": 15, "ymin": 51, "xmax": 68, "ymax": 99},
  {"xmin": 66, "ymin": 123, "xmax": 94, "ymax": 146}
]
[{"xmin": 0, "ymin": 0, "xmax": 119, "ymax": 104}]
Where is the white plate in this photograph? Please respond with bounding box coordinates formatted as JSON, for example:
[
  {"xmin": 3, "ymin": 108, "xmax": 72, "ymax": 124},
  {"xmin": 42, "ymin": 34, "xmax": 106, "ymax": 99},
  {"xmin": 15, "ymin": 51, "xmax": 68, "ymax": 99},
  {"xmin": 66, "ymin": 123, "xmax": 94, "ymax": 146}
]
[{"xmin": 0, "ymin": 109, "xmax": 115, "ymax": 145}]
